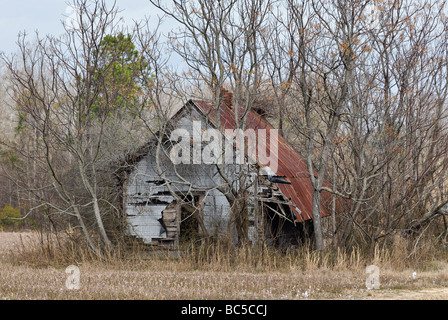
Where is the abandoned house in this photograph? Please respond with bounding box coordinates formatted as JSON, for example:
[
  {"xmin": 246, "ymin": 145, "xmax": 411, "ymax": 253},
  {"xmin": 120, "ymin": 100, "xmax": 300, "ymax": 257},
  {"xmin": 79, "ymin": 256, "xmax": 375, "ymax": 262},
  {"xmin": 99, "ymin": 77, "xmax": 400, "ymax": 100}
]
[{"xmin": 116, "ymin": 89, "xmax": 335, "ymax": 248}]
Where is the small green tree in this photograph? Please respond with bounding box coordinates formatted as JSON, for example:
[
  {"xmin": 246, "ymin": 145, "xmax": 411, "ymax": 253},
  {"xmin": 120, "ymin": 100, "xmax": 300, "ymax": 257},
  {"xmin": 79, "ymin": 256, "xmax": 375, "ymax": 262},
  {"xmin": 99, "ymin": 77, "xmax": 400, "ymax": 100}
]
[
  {"xmin": 0, "ymin": 204, "xmax": 23, "ymax": 229},
  {"xmin": 92, "ymin": 33, "xmax": 151, "ymax": 116}
]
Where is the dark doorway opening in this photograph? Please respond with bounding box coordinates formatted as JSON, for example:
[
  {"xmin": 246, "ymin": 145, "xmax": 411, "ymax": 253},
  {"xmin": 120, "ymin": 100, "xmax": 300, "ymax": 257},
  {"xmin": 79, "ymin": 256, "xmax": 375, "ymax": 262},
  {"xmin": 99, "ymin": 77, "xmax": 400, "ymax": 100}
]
[
  {"xmin": 264, "ymin": 202, "xmax": 314, "ymax": 248},
  {"xmin": 178, "ymin": 193, "xmax": 205, "ymax": 244}
]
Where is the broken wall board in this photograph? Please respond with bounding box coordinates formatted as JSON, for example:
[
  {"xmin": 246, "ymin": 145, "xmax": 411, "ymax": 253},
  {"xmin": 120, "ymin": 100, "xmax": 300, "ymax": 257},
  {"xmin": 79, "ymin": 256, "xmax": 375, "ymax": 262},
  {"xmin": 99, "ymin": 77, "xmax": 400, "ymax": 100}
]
[{"xmin": 124, "ymin": 107, "xmax": 234, "ymax": 244}]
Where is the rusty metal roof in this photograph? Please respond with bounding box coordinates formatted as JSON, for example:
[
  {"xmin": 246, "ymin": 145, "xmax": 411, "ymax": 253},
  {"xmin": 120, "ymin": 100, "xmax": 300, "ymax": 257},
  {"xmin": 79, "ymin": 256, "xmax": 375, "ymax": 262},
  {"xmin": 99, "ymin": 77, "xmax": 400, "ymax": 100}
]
[{"xmin": 191, "ymin": 99, "xmax": 333, "ymax": 222}]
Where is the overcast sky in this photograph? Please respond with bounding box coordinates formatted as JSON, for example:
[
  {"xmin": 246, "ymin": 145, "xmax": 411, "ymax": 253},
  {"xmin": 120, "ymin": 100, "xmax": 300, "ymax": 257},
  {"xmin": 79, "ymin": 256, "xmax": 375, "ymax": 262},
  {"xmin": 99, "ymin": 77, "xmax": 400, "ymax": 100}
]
[{"xmin": 0, "ymin": 0, "xmax": 158, "ymax": 55}]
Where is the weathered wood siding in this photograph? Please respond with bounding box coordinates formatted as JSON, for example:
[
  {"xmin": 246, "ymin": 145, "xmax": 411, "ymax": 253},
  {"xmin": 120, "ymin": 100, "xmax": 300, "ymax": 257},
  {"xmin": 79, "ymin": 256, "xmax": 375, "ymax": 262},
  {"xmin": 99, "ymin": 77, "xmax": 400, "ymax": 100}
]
[{"xmin": 124, "ymin": 107, "xmax": 234, "ymax": 244}]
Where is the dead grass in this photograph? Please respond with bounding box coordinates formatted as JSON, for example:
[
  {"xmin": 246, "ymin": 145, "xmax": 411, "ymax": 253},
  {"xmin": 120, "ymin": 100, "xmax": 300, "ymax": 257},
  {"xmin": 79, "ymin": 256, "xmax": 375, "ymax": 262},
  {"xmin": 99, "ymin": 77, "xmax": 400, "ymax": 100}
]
[{"xmin": 1, "ymin": 231, "xmax": 447, "ymax": 300}]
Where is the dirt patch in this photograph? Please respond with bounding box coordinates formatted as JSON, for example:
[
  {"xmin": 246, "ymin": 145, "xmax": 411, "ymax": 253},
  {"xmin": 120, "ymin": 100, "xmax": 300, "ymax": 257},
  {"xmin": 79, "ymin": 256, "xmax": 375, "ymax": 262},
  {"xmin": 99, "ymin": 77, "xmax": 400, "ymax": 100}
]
[{"xmin": 362, "ymin": 287, "xmax": 448, "ymax": 300}]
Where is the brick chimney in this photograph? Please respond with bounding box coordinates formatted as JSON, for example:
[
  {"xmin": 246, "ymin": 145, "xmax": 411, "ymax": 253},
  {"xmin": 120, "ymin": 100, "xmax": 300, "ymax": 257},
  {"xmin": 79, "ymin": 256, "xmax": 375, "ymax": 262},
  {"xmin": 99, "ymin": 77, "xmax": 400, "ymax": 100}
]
[{"xmin": 220, "ymin": 87, "xmax": 233, "ymax": 109}]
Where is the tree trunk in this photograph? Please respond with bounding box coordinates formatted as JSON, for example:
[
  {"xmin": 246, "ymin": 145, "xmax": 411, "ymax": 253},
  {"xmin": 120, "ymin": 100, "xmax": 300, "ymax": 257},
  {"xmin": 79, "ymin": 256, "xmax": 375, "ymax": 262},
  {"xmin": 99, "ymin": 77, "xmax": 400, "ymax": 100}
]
[
  {"xmin": 92, "ymin": 196, "xmax": 112, "ymax": 249},
  {"xmin": 78, "ymin": 161, "xmax": 113, "ymax": 249},
  {"xmin": 73, "ymin": 205, "xmax": 98, "ymax": 254},
  {"xmin": 312, "ymin": 188, "xmax": 324, "ymax": 250}
]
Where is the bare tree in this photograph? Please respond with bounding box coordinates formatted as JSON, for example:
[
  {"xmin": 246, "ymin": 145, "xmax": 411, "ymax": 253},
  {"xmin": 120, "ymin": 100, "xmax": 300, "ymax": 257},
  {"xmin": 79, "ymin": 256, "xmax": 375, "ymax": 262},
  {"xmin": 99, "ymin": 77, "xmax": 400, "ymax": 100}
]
[
  {"xmin": 327, "ymin": 0, "xmax": 448, "ymax": 252},
  {"xmin": 143, "ymin": 0, "xmax": 272, "ymax": 244},
  {"xmin": 264, "ymin": 0, "xmax": 355, "ymax": 250},
  {"xmin": 1, "ymin": 0, "xmax": 150, "ymax": 253},
  {"xmin": 262, "ymin": 0, "xmax": 448, "ymax": 252}
]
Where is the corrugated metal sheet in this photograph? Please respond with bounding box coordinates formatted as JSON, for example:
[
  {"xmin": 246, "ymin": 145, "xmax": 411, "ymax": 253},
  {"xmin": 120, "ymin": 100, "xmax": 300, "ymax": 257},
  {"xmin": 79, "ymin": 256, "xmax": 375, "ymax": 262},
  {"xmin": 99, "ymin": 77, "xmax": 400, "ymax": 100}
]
[{"xmin": 191, "ymin": 99, "xmax": 332, "ymax": 222}]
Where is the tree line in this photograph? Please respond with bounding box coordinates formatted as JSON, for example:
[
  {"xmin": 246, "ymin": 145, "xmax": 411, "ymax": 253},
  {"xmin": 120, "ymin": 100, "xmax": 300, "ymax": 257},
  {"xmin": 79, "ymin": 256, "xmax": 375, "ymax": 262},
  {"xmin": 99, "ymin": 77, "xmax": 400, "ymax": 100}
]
[{"xmin": 0, "ymin": 0, "xmax": 447, "ymax": 255}]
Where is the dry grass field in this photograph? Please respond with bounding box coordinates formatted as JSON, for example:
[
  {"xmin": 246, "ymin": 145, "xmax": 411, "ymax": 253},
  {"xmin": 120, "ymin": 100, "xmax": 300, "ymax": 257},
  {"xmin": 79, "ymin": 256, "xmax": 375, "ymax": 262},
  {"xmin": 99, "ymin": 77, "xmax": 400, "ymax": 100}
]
[{"xmin": 0, "ymin": 231, "xmax": 447, "ymax": 300}]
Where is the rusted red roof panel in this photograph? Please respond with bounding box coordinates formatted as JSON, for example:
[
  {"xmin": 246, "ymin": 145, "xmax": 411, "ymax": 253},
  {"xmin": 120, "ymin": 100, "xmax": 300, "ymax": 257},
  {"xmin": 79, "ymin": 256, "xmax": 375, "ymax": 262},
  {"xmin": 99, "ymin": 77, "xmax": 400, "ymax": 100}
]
[{"xmin": 191, "ymin": 100, "xmax": 332, "ymax": 222}]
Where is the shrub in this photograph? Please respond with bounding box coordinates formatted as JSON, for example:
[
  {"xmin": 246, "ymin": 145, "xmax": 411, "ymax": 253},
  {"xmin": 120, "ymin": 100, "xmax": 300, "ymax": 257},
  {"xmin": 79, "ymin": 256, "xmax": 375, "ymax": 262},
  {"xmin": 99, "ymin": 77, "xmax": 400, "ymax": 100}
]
[{"xmin": 0, "ymin": 204, "xmax": 23, "ymax": 229}]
